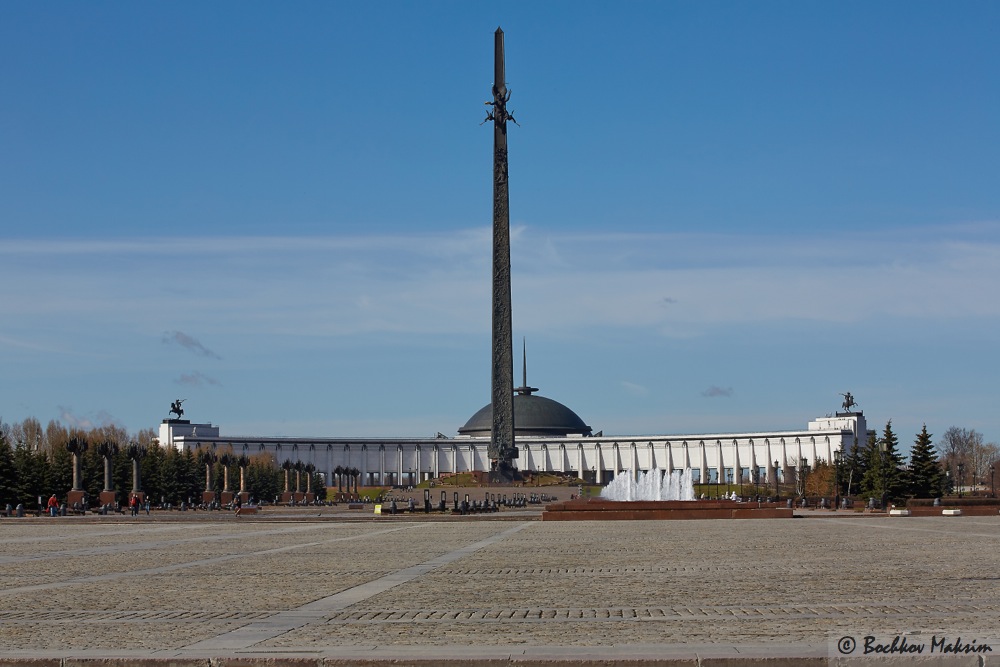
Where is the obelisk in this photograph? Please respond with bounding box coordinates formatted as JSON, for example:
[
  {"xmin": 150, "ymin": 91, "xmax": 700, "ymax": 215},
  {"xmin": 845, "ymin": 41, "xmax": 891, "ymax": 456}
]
[{"xmin": 487, "ymin": 27, "xmax": 516, "ymax": 478}]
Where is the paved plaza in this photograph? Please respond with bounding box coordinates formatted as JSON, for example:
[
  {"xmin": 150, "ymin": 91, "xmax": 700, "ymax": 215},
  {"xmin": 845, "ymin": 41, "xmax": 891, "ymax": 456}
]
[{"xmin": 1, "ymin": 509, "xmax": 999, "ymax": 665}]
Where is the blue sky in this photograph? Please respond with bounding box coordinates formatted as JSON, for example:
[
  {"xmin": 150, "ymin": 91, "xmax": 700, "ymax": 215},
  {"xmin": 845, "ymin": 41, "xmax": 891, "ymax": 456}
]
[{"xmin": 2, "ymin": 2, "xmax": 998, "ymax": 452}]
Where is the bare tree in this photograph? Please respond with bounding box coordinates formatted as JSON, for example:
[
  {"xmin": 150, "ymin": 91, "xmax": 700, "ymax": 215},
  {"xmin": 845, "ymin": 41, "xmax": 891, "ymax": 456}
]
[
  {"xmin": 19, "ymin": 418, "xmax": 45, "ymax": 451},
  {"xmin": 2, "ymin": 418, "xmax": 47, "ymax": 452},
  {"xmin": 940, "ymin": 427, "xmax": 997, "ymax": 491}
]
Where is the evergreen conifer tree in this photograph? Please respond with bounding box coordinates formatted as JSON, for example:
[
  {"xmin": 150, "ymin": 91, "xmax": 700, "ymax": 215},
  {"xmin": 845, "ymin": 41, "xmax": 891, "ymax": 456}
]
[
  {"xmin": 907, "ymin": 424, "xmax": 944, "ymax": 498},
  {"xmin": 843, "ymin": 434, "xmax": 867, "ymax": 498},
  {"xmin": 861, "ymin": 421, "xmax": 906, "ymax": 505},
  {"xmin": 0, "ymin": 431, "xmax": 16, "ymax": 507}
]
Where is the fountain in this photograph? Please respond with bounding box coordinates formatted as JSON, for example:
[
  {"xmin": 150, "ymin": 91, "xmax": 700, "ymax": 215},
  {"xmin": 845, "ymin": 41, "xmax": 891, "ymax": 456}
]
[
  {"xmin": 600, "ymin": 468, "xmax": 695, "ymax": 502},
  {"xmin": 542, "ymin": 467, "xmax": 793, "ymax": 521}
]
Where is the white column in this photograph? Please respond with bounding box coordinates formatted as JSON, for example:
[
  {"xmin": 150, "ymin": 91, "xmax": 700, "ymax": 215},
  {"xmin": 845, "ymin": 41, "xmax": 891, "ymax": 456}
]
[
  {"xmin": 780, "ymin": 439, "xmax": 789, "ymax": 481},
  {"xmin": 700, "ymin": 442, "xmax": 709, "ymax": 486},
  {"xmin": 326, "ymin": 445, "xmax": 333, "ymax": 486},
  {"xmin": 733, "ymin": 440, "xmax": 742, "ymax": 486},
  {"xmin": 379, "ymin": 446, "xmax": 385, "ymax": 486},
  {"xmin": 764, "ymin": 439, "xmax": 773, "ymax": 486},
  {"xmin": 359, "ymin": 445, "xmax": 367, "ymax": 488},
  {"xmin": 717, "ymin": 440, "xmax": 725, "ymax": 486}
]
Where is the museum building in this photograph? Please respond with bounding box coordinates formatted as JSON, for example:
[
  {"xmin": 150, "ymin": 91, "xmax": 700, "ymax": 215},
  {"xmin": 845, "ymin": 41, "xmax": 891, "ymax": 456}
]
[{"xmin": 159, "ymin": 381, "xmax": 867, "ymax": 490}]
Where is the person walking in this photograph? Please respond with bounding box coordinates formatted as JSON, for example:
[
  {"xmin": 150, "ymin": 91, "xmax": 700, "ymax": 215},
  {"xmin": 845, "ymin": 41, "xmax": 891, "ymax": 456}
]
[{"xmin": 46, "ymin": 494, "xmax": 59, "ymax": 517}]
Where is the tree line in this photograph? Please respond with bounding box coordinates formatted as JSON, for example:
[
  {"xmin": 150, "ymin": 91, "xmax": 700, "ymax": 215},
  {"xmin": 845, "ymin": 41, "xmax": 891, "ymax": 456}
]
[
  {"xmin": 804, "ymin": 421, "xmax": 999, "ymax": 503},
  {"xmin": 0, "ymin": 417, "xmax": 324, "ymax": 509}
]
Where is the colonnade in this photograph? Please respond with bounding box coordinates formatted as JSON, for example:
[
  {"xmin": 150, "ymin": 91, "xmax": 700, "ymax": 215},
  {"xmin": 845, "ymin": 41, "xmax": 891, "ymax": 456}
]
[{"xmin": 173, "ymin": 429, "xmax": 850, "ymax": 490}]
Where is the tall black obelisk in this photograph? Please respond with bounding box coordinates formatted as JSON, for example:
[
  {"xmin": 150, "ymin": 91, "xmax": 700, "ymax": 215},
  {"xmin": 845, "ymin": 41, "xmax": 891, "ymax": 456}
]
[{"xmin": 487, "ymin": 27, "xmax": 516, "ymax": 479}]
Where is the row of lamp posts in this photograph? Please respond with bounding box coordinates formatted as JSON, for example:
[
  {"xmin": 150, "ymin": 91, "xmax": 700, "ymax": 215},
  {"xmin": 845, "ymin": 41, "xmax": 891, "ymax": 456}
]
[
  {"xmin": 202, "ymin": 449, "xmax": 257, "ymax": 503},
  {"xmin": 64, "ymin": 436, "xmax": 147, "ymax": 508}
]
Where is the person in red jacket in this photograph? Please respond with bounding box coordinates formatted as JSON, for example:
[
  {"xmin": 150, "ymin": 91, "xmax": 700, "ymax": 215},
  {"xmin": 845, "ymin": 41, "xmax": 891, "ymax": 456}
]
[{"xmin": 46, "ymin": 494, "xmax": 59, "ymax": 517}]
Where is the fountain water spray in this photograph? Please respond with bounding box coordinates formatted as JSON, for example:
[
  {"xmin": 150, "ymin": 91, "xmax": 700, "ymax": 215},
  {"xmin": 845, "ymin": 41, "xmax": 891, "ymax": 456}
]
[{"xmin": 600, "ymin": 468, "xmax": 696, "ymax": 502}]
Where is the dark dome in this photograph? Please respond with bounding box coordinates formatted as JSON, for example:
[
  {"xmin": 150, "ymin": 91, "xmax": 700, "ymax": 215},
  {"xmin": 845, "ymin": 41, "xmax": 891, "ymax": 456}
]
[{"xmin": 458, "ymin": 392, "xmax": 592, "ymax": 437}]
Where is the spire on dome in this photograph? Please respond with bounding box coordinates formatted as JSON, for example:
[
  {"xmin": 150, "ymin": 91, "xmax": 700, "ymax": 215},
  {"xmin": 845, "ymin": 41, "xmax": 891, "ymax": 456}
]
[{"xmin": 515, "ymin": 337, "xmax": 538, "ymax": 396}]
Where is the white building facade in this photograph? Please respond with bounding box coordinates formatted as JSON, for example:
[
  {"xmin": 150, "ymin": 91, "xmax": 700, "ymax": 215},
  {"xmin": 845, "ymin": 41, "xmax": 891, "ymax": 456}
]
[{"xmin": 159, "ymin": 412, "xmax": 867, "ymax": 490}]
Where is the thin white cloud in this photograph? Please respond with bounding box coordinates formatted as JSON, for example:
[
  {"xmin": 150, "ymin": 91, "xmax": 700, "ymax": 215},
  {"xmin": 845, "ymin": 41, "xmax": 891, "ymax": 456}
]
[
  {"xmin": 0, "ymin": 334, "xmax": 71, "ymax": 354},
  {"xmin": 176, "ymin": 371, "xmax": 222, "ymax": 387},
  {"xmin": 57, "ymin": 406, "xmax": 120, "ymax": 430},
  {"xmin": 619, "ymin": 381, "xmax": 649, "ymax": 397},
  {"xmin": 2, "ymin": 223, "xmax": 999, "ymax": 348}
]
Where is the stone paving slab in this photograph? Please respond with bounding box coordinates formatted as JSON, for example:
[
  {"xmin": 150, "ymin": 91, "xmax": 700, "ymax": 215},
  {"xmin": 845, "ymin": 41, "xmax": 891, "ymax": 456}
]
[{"xmin": 2, "ymin": 513, "xmax": 999, "ymax": 664}]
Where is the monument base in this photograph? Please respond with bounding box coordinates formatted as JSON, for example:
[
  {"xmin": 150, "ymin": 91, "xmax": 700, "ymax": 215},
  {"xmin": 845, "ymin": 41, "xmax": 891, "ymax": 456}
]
[
  {"xmin": 202, "ymin": 491, "xmax": 218, "ymax": 505},
  {"xmin": 67, "ymin": 490, "xmax": 87, "ymax": 508},
  {"xmin": 99, "ymin": 491, "xmax": 117, "ymax": 507},
  {"xmin": 542, "ymin": 499, "xmax": 794, "ymax": 521},
  {"xmin": 220, "ymin": 491, "xmax": 233, "ymax": 505},
  {"xmin": 487, "ymin": 460, "xmax": 521, "ymax": 485}
]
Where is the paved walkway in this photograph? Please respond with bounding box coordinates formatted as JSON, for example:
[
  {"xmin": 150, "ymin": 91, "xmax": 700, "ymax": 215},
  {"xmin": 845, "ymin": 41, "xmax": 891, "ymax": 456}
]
[{"xmin": 1, "ymin": 510, "xmax": 999, "ymax": 665}]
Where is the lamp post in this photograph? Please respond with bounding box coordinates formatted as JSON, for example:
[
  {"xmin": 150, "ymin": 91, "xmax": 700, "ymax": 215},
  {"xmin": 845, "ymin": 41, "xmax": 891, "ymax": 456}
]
[
  {"xmin": 796, "ymin": 457, "xmax": 805, "ymax": 497},
  {"xmin": 879, "ymin": 440, "xmax": 888, "ymax": 510},
  {"xmin": 992, "ymin": 461, "xmax": 996, "ymax": 498},
  {"xmin": 957, "ymin": 462, "xmax": 965, "ymax": 498},
  {"xmin": 833, "ymin": 450, "xmax": 843, "ymax": 511},
  {"xmin": 774, "ymin": 460, "xmax": 780, "ymax": 500},
  {"xmin": 726, "ymin": 469, "xmax": 733, "ymax": 500}
]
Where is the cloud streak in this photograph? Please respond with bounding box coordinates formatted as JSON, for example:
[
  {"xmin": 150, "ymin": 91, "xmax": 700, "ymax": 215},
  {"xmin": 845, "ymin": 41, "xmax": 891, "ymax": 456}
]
[
  {"xmin": 2, "ymin": 223, "xmax": 999, "ymax": 346},
  {"xmin": 176, "ymin": 372, "xmax": 222, "ymax": 387},
  {"xmin": 163, "ymin": 331, "xmax": 222, "ymax": 359},
  {"xmin": 4, "ymin": 223, "xmax": 999, "ymax": 446},
  {"xmin": 57, "ymin": 406, "xmax": 120, "ymax": 430}
]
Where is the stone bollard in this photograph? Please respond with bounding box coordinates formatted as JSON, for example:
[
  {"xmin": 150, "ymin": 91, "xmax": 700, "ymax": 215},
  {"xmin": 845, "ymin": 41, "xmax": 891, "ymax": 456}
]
[{"xmin": 16, "ymin": 503, "xmax": 25, "ymax": 518}]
